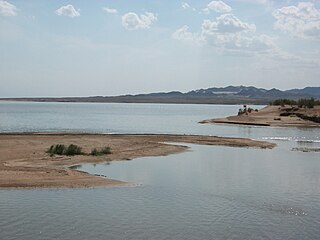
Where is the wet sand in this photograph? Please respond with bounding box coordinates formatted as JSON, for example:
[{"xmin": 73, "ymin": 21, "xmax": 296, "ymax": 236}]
[
  {"xmin": 0, "ymin": 133, "xmax": 275, "ymax": 189},
  {"xmin": 200, "ymin": 106, "xmax": 320, "ymax": 127}
]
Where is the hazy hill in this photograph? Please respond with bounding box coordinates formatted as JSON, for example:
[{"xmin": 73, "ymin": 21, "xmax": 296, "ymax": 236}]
[{"xmin": 2, "ymin": 86, "xmax": 319, "ymax": 105}]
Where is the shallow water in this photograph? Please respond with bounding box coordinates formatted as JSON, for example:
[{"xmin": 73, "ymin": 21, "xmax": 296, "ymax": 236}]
[{"xmin": 0, "ymin": 102, "xmax": 320, "ymax": 240}]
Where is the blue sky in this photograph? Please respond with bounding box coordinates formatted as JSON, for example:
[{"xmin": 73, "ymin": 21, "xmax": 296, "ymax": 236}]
[{"xmin": 0, "ymin": 0, "xmax": 319, "ymax": 97}]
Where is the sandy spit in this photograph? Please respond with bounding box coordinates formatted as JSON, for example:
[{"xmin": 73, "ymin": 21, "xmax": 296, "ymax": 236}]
[
  {"xmin": 200, "ymin": 105, "xmax": 320, "ymax": 127},
  {"xmin": 0, "ymin": 133, "xmax": 275, "ymax": 189}
]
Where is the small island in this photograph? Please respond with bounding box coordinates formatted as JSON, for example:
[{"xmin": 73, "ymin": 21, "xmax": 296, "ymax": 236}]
[
  {"xmin": 0, "ymin": 133, "xmax": 275, "ymax": 189},
  {"xmin": 200, "ymin": 98, "xmax": 320, "ymax": 127}
]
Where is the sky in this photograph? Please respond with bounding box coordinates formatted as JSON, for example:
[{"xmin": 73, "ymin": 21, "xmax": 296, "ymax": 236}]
[{"xmin": 0, "ymin": 0, "xmax": 319, "ymax": 97}]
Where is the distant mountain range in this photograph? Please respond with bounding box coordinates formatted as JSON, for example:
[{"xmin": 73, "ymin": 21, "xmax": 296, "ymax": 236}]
[
  {"xmin": 2, "ymin": 86, "xmax": 320, "ymax": 105},
  {"xmin": 186, "ymin": 86, "xmax": 320, "ymax": 98}
]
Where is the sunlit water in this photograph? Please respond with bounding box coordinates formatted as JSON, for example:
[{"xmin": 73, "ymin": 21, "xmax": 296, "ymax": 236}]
[{"xmin": 0, "ymin": 102, "xmax": 320, "ymax": 240}]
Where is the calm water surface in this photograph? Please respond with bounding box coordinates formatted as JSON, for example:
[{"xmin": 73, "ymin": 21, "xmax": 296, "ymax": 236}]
[{"xmin": 0, "ymin": 102, "xmax": 320, "ymax": 240}]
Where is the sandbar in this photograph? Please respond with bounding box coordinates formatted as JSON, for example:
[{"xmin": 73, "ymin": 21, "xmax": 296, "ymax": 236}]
[
  {"xmin": 292, "ymin": 147, "xmax": 320, "ymax": 153},
  {"xmin": 0, "ymin": 133, "xmax": 275, "ymax": 189}
]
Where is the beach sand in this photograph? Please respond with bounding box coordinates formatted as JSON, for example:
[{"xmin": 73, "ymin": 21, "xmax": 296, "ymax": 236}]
[
  {"xmin": 200, "ymin": 105, "xmax": 320, "ymax": 127},
  {"xmin": 0, "ymin": 133, "xmax": 275, "ymax": 189}
]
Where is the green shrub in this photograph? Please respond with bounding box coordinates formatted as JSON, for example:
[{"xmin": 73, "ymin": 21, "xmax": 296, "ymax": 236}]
[
  {"xmin": 100, "ymin": 147, "xmax": 111, "ymax": 154},
  {"xmin": 47, "ymin": 144, "xmax": 83, "ymax": 156},
  {"xmin": 90, "ymin": 147, "xmax": 112, "ymax": 156},
  {"xmin": 90, "ymin": 148, "xmax": 100, "ymax": 156},
  {"xmin": 47, "ymin": 144, "xmax": 66, "ymax": 155},
  {"xmin": 297, "ymin": 98, "xmax": 319, "ymax": 108},
  {"xmin": 64, "ymin": 144, "xmax": 83, "ymax": 156},
  {"xmin": 47, "ymin": 144, "xmax": 112, "ymax": 156},
  {"xmin": 270, "ymin": 99, "xmax": 297, "ymax": 106}
]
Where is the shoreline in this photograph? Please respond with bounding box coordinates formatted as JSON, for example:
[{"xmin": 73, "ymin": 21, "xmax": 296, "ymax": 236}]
[
  {"xmin": 200, "ymin": 105, "xmax": 320, "ymax": 128},
  {"xmin": 0, "ymin": 133, "xmax": 275, "ymax": 189}
]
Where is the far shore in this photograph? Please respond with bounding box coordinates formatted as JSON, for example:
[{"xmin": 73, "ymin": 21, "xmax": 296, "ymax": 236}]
[
  {"xmin": 0, "ymin": 133, "xmax": 275, "ymax": 189},
  {"xmin": 200, "ymin": 105, "xmax": 320, "ymax": 128}
]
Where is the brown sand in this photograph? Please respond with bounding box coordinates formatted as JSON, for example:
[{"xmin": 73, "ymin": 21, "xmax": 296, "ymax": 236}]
[
  {"xmin": 200, "ymin": 105, "xmax": 320, "ymax": 127},
  {"xmin": 0, "ymin": 133, "xmax": 275, "ymax": 189}
]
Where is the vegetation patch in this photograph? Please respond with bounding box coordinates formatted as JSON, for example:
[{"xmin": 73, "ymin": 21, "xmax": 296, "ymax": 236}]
[
  {"xmin": 90, "ymin": 147, "xmax": 112, "ymax": 156},
  {"xmin": 270, "ymin": 98, "xmax": 320, "ymax": 108},
  {"xmin": 47, "ymin": 144, "xmax": 112, "ymax": 157},
  {"xmin": 64, "ymin": 144, "xmax": 83, "ymax": 156},
  {"xmin": 47, "ymin": 144, "xmax": 83, "ymax": 156},
  {"xmin": 47, "ymin": 144, "xmax": 66, "ymax": 155}
]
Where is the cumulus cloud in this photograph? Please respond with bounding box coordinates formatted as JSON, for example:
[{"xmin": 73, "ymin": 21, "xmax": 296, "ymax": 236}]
[
  {"xmin": 273, "ymin": 2, "xmax": 320, "ymax": 39},
  {"xmin": 202, "ymin": 14, "xmax": 256, "ymax": 34},
  {"xmin": 172, "ymin": 14, "xmax": 275, "ymax": 53},
  {"xmin": 122, "ymin": 12, "xmax": 157, "ymax": 30},
  {"xmin": 103, "ymin": 7, "xmax": 118, "ymax": 14},
  {"xmin": 0, "ymin": 0, "xmax": 17, "ymax": 16},
  {"xmin": 55, "ymin": 5, "xmax": 80, "ymax": 18},
  {"xmin": 212, "ymin": 34, "xmax": 275, "ymax": 52},
  {"xmin": 203, "ymin": 1, "xmax": 232, "ymax": 14}
]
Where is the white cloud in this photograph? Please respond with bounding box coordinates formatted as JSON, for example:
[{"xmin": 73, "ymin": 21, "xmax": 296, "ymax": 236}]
[
  {"xmin": 182, "ymin": 2, "xmax": 196, "ymax": 11},
  {"xmin": 172, "ymin": 25, "xmax": 204, "ymax": 45},
  {"xmin": 214, "ymin": 34, "xmax": 275, "ymax": 52},
  {"xmin": 198, "ymin": 29, "xmax": 275, "ymax": 54},
  {"xmin": 0, "ymin": 0, "xmax": 17, "ymax": 16},
  {"xmin": 103, "ymin": 7, "xmax": 118, "ymax": 14},
  {"xmin": 273, "ymin": 2, "xmax": 320, "ymax": 39},
  {"xmin": 237, "ymin": 0, "xmax": 269, "ymax": 5},
  {"xmin": 247, "ymin": 35, "xmax": 275, "ymax": 51},
  {"xmin": 55, "ymin": 5, "xmax": 80, "ymax": 18},
  {"xmin": 122, "ymin": 12, "xmax": 157, "ymax": 30},
  {"xmin": 264, "ymin": 48, "xmax": 320, "ymax": 68},
  {"xmin": 173, "ymin": 14, "xmax": 274, "ymax": 53},
  {"xmin": 172, "ymin": 15, "xmax": 316, "ymax": 66},
  {"xmin": 203, "ymin": 1, "xmax": 232, "ymax": 14},
  {"xmin": 182, "ymin": 2, "xmax": 190, "ymax": 9},
  {"xmin": 202, "ymin": 14, "xmax": 256, "ymax": 34}
]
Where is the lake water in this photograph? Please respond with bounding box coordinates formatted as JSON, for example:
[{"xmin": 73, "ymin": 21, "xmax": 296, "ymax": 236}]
[{"xmin": 1, "ymin": 102, "xmax": 320, "ymax": 240}]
